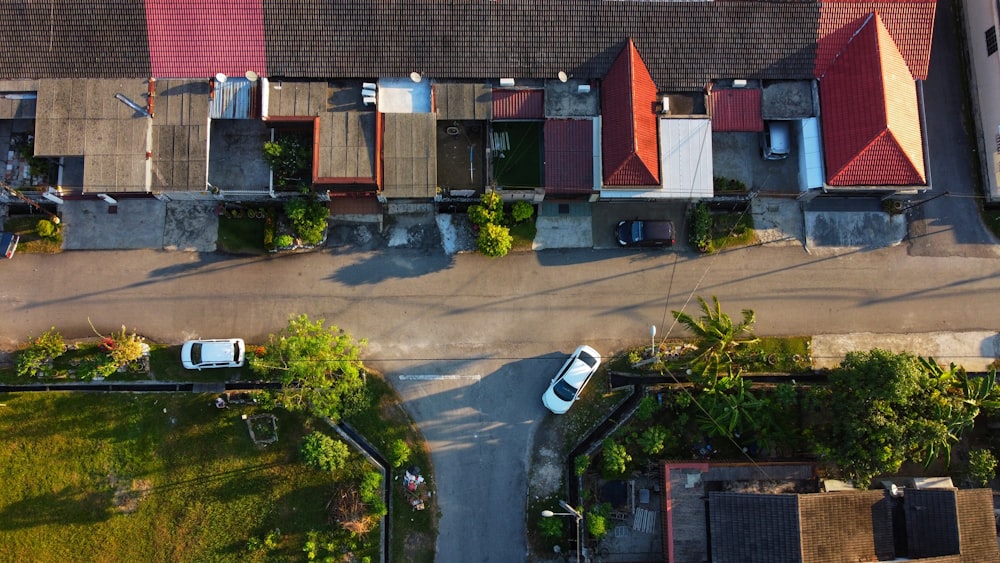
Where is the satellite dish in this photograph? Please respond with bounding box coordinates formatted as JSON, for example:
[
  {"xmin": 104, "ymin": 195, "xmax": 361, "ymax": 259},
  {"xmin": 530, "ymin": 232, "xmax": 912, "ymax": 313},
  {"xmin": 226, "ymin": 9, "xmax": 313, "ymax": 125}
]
[
  {"xmin": 215, "ymin": 73, "xmax": 227, "ymax": 83},
  {"xmin": 410, "ymin": 72, "xmax": 422, "ymax": 83},
  {"xmin": 245, "ymin": 70, "xmax": 259, "ymax": 82},
  {"xmin": 558, "ymin": 71, "xmax": 568, "ymax": 83}
]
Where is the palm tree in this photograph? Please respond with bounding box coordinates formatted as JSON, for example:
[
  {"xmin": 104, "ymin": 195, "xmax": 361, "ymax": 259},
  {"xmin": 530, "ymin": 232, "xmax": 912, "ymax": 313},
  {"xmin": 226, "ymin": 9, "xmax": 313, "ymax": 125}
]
[{"xmin": 672, "ymin": 296, "xmax": 758, "ymax": 385}]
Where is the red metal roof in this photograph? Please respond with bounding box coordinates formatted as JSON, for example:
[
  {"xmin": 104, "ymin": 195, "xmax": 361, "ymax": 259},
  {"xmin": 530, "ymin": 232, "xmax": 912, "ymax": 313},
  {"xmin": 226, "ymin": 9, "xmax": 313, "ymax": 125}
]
[
  {"xmin": 493, "ymin": 89, "xmax": 544, "ymax": 119},
  {"xmin": 816, "ymin": 1, "xmax": 936, "ymax": 80},
  {"xmin": 544, "ymin": 119, "xmax": 594, "ymax": 193},
  {"xmin": 821, "ymin": 13, "xmax": 925, "ymax": 186},
  {"xmin": 708, "ymin": 88, "xmax": 763, "ymax": 132},
  {"xmin": 146, "ymin": 0, "xmax": 266, "ymax": 78},
  {"xmin": 601, "ymin": 39, "xmax": 660, "ymax": 186}
]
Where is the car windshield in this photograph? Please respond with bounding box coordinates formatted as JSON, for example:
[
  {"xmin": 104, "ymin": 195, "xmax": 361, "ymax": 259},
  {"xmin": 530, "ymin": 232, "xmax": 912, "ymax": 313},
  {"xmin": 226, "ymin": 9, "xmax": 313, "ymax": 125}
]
[
  {"xmin": 553, "ymin": 378, "xmax": 578, "ymax": 401},
  {"xmin": 631, "ymin": 222, "xmax": 643, "ymax": 241},
  {"xmin": 189, "ymin": 343, "xmax": 203, "ymax": 365},
  {"xmin": 578, "ymin": 352, "xmax": 598, "ymax": 368}
]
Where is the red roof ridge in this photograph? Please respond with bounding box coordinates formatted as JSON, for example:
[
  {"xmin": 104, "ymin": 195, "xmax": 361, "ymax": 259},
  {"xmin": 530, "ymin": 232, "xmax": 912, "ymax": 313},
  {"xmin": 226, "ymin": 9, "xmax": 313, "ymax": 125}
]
[{"xmin": 601, "ymin": 38, "xmax": 660, "ymax": 186}]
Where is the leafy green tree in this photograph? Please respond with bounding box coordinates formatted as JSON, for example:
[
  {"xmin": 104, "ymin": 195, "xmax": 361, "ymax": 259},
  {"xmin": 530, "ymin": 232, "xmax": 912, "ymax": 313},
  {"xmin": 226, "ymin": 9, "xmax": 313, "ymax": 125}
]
[
  {"xmin": 672, "ymin": 296, "xmax": 758, "ymax": 384},
  {"xmin": 15, "ymin": 327, "xmax": 65, "ymax": 377},
  {"xmin": 573, "ymin": 454, "xmax": 590, "ymax": 477},
  {"xmin": 817, "ymin": 349, "xmax": 988, "ymax": 487},
  {"xmin": 358, "ymin": 470, "xmax": 386, "ymax": 517},
  {"xmin": 35, "ymin": 219, "xmax": 58, "ymax": 239},
  {"xmin": 467, "ymin": 191, "xmax": 503, "ymax": 228},
  {"xmin": 250, "ymin": 314, "xmax": 368, "ymax": 421},
  {"xmin": 538, "ymin": 514, "xmax": 564, "ymax": 539},
  {"xmin": 601, "ymin": 438, "xmax": 631, "ymax": 478},
  {"xmin": 586, "ymin": 503, "xmax": 611, "ymax": 540},
  {"xmin": 635, "ymin": 395, "xmax": 658, "ymax": 422},
  {"xmin": 695, "ymin": 374, "xmax": 766, "ymax": 441},
  {"xmin": 300, "ymin": 431, "xmax": 350, "ymax": 472},
  {"xmin": 476, "ymin": 222, "xmax": 513, "ymax": 257}
]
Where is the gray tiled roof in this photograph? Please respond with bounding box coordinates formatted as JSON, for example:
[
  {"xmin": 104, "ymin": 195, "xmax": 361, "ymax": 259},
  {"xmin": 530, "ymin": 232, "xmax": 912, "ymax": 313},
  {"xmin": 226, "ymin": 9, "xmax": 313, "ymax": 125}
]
[
  {"xmin": 0, "ymin": 0, "xmax": 150, "ymax": 78},
  {"xmin": 709, "ymin": 492, "xmax": 802, "ymax": 563},
  {"xmin": 904, "ymin": 489, "xmax": 960, "ymax": 558},
  {"xmin": 263, "ymin": 0, "xmax": 820, "ymax": 90}
]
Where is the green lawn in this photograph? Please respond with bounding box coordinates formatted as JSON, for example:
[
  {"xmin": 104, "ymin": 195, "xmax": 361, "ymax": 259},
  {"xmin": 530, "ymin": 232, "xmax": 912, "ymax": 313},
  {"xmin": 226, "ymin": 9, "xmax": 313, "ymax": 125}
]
[
  {"xmin": 2, "ymin": 214, "xmax": 62, "ymax": 253},
  {"xmin": 0, "ymin": 392, "xmax": 367, "ymax": 562},
  {"xmin": 217, "ymin": 217, "xmax": 267, "ymax": 255}
]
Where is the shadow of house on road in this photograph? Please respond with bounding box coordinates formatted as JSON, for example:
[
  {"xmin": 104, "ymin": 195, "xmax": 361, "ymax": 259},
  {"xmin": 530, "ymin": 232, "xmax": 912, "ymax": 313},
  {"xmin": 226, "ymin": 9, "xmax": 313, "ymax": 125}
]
[{"xmin": 326, "ymin": 249, "xmax": 455, "ymax": 286}]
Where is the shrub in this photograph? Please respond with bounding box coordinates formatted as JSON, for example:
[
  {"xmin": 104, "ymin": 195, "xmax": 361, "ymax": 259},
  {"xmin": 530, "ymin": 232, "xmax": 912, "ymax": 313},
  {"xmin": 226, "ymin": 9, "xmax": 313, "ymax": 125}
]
[
  {"xmin": 387, "ymin": 438, "xmax": 411, "ymax": 468},
  {"xmin": 574, "ymin": 454, "xmax": 590, "ymax": 477},
  {"xmin": 601, "ymin": 438, "xmax": 631, "ymax": 478},
  {"xmin": 284, "ymin": 198, "xmax": 328, "ymax": 246},
  {"xmin": 511, "ymin": 200, "xmax": 534, "ymax": 223},
  {"xmin": 274, "ymin": 234, "xmax": 295, "ymax": 248},
  {"xmin": 968, "ymin": 448, "xmax": 997, "ymax": 487},
  {"xmin": 538, "ymin": 514, "xmax": 564, "ymax": 539},
  {"xmin": 109, "ymin": 326, "xmax": 144, "ymax": 367},
  {"xmin": 263, "ymin": 137, "xmax": 309, "ymax": 188},
  {"xmin": 586, "ymin": 503, "xmax": 611, "ymax": 540},
  {"xmin": 689, "ymin": 202, "xmax": 713, "ymax": 253},
  {"xmin": 636, "ymin": 395, "xmax": 658, "ymax": 422},
  {"xmin": 36, "ymin": 219, "xmax": 58, "ymax": 239},
  {"xmin": 300, "ymin": 432, "xmax": 350, "ymax": 473},
  {"xmin": 15, "ymin": 327, "xmax": 65, "ymax": 377},
  {"xmin": 637, "ymin": 425, "xmax": 670, "ymax": 455},
  {"xmin": 476, "ymin": 223, "xmax": 513, "ymax": 257}
]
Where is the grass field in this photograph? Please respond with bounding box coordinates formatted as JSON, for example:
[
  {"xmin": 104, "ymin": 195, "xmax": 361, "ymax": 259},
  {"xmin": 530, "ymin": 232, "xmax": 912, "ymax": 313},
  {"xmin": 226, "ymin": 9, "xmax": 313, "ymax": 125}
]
[{"xmin": 0, "ymin": 392, "xmax": 368, "ymax": 562}]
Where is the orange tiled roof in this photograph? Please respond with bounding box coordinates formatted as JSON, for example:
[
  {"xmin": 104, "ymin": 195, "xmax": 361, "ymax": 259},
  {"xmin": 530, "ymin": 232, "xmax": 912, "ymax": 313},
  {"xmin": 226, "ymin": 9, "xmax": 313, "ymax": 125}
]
[
  {"xmin": 820, "ymin": 12, "xmax": 926, "ymax": 186},
  {"xmin": 601, "ymin": 39, "xmax": 660, "ymax": 186}
]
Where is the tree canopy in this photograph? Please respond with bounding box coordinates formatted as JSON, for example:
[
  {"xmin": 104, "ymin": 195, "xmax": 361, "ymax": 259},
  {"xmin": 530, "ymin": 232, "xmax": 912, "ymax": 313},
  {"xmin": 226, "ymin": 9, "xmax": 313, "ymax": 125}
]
[
  {"xmin": 672, "ymin": 295, "xmax": 758, "ymax": 383},
  {"xmin": 250, "ymin": 314, "xmax": 368, "ymax": 421},
  {"xmin": 816, "ymin": 349, "xmax": 994, "ymax": 487}
]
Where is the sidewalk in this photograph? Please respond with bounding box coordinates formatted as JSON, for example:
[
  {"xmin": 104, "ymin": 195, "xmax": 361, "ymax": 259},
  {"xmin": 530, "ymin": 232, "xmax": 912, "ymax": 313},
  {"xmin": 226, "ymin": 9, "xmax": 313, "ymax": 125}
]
[{"xmin": 811, "ymin": 331, "xmax": 1000, "ymax": 372}]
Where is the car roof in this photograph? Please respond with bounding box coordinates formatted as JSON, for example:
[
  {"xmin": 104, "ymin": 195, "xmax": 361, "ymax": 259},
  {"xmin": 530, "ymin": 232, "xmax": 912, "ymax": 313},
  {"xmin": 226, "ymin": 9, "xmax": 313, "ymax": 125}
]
[
  {"xmin": 642, "ymin": 221, "xmax": 674, "ymax": 240},
  {"xmin": 195, "ymin": 340, "xmax": 237, "ymax": 363}
]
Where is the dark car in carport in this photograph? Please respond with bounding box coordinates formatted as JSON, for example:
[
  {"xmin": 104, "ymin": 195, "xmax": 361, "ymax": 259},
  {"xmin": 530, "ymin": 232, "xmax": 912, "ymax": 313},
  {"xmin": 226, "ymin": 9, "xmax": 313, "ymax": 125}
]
[{"xmin": 616, "ymin": 220, "xmax": 675, "ymax": 247}]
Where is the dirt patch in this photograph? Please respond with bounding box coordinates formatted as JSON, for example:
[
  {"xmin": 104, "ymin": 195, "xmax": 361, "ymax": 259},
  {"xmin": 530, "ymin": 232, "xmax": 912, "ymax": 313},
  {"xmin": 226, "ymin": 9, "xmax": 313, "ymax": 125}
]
[{"xmin": 110, "ymin": 475, "xmax": 151, "ymax": 514}]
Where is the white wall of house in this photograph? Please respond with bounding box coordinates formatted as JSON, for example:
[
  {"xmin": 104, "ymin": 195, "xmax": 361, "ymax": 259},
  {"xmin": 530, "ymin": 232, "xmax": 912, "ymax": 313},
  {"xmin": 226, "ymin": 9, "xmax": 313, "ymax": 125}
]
[{"xmin": 962, "ymin": 0, "xmax": 1000, "ymax": 201}]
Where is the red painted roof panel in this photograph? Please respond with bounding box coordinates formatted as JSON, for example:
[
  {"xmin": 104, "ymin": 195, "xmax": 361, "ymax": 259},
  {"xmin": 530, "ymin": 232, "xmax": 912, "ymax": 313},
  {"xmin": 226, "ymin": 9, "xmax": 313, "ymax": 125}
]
[
  {"xmin": 544, "ymin": 119, "xmax": 594, "ymax": 193},
  {"xmin": 493, "ymin": 89, "xmax": 544, "ymax": 119},
  {"xmin": 821, "ymin": 13, "xmax": 925, "ymax": 186},
  {"xmin": 146, "ymin": 0, "xmax": 266, "ymax": 78},
  {"xmin": 601, "ymin": 39, "xmax": 659, "ymax": 186},
  {"xmin": 708, "ymin": 88, "xmax": 763, "ymax": 132}
]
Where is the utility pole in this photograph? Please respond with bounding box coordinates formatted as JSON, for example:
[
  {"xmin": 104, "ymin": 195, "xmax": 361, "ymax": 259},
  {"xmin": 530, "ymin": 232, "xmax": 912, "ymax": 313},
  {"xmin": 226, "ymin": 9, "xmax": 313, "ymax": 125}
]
[{"xmin": 0, "ymin": 181, "xmax": 60, "ymax": 224}]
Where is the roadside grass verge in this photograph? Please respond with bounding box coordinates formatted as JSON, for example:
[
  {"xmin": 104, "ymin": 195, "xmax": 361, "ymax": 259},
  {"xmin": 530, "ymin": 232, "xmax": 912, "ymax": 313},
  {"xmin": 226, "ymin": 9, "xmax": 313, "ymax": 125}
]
[
  {"xmin": 2, "ymin": 214, "xmax": 62, "ymax": 253},
  {"xmin": 0, "ymin": 392, "xmax": 369, "ymax": 562},
  {"xmin": 510, "ymin": 216, "xmax": 537, "ymax": 252},
  {"xmin": 345, "ymin": 373, "xmax": 437, "ymax": 563},
  {"xmin": 713, "ymin": 211, "xmax": 755, "ymax": 251}
]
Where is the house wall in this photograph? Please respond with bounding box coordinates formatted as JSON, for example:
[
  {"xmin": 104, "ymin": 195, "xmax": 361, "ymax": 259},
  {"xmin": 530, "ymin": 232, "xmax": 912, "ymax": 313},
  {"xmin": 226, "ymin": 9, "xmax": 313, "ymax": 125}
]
[{"xmin": 962, "ymin": 0, "xmax": 1000, "ymax": 201}]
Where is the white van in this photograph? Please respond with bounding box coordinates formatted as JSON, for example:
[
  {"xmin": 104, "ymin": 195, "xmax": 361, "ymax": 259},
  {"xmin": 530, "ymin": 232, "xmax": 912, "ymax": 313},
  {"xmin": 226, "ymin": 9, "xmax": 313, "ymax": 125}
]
[{"xmin": 760, "ymin": 120, "xmax": 791, "ymax": 160}]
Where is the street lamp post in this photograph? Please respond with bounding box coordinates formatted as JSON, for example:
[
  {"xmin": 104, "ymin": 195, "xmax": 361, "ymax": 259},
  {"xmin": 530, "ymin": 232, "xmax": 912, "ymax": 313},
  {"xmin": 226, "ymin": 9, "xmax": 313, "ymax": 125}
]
[
  {"xmin": 542, "ymin": 500, "xmax": 584, "ymax": 562},
  {"xmin": 649, "ymin": 325, "xmax": 657, "ymax": 358}
]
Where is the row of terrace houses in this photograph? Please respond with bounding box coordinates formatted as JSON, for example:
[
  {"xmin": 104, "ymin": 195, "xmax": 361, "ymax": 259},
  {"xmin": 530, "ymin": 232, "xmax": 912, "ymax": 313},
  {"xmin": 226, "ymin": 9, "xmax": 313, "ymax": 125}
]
[{"xmin": 0, "ymin": 0, "xmax": 937, "ymax": 216}]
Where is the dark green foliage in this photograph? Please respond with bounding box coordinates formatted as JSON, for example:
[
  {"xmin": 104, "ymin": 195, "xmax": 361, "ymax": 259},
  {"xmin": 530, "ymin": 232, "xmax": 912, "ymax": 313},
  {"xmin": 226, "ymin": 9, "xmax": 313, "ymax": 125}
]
[
  {"xmin": 713, "ymin": 176, "xmax": 748, "ymax": 192},
  {"xmin": 263, "ymin": 137, "xmax": 310, "ymax": 188},
  {"xmin": 537, "ymin": 514, "xmax": 564, "ymax": 539},
  {"xmin": 689, "ymin": 202, "xmax": 713, "ymax": 253},
  {"xmin": 637, "ymin": 425, "xmax": 670, "ymax": 455},
  {"xmin": 601, "ymin": 439, "xmax": 631, "ymax": 478},
  {"xmin": 16, "ymin": 327, "xmax": 65, "ymax": 378},
  {"xmin": 968, "ymin": 448, "xmax": 997, "ymax": 487},
  {"xmin": 672, "ymin": 296, "xmax": 758, "ymax": 385},
  {"xmin": 283, "ymin": 198, "xmax": 328, "ymax": 245},
  {"xmin": 511, "ymin": 200, "xmax": 534, "ymax": 223},
  {"xmin": 358, "ymin": 470, "xmax": 386, "ymax": 517},
  {"xmin": 573, "ymin": 454, "xmax": 590, "ymax": 477},
  {"xmin": 635, "ymin": 395, "xmax": 658, "ymax": 422},
  {"xmin": 300, "ymin": 431, "xmax": 350, "ymax": 473}
]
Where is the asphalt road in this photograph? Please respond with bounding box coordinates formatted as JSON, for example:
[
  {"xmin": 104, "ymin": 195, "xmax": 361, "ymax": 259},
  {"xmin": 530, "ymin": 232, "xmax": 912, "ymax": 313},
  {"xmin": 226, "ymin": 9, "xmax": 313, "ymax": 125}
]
[{"xmin": 3, "ymin": 240, "xmax": 1000, "ymax": 560}]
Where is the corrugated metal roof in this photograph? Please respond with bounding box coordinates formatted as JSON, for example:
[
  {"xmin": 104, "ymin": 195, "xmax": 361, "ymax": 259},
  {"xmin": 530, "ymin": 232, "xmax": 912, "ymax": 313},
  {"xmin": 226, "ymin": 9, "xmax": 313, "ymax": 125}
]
[
  {"xmin": 659, "ymin": 118, "xmax": 714, "ymax": 198},
  {"xmin": 544, "ymin": 119, "xmax": 594, "ymax": 193},
  {"xmin": 708, "ymin": 88, "xmax": 763, "ymax": 132},
  {"xmin": 146, "ymin": 0, "xmax": 266, "ymax": 79},
  {"xmin": 821, "ymin": 13, "xmax": 925, "ymax": 186},
  {"xmin": 492, "ymin": 89, "xmax": 544, "ymax": 119},
  {"xmin": 210, "ymin": 78, "xmax": 261, "ymax": 119},
  {"xmin": 601, "ymin": 39, "xmax": 659, "ymax": 186}
]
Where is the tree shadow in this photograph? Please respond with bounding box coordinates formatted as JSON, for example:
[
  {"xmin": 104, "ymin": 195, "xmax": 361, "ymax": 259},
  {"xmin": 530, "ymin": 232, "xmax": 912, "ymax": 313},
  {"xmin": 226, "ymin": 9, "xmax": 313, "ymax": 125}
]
[{"xmin": 0, "ymin": 486, "xmax": 113, "ymax": 530}]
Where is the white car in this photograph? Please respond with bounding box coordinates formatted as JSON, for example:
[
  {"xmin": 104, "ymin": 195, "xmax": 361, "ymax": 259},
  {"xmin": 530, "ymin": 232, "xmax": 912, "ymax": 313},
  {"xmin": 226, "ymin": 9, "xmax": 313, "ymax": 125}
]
[
  {"xmin": 181, "ymin": 338, "xmax": 246, "ymax": 370},
  {"xmin": 542, "ymin": 345, "xmax": 602, "ymax": 414}
]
